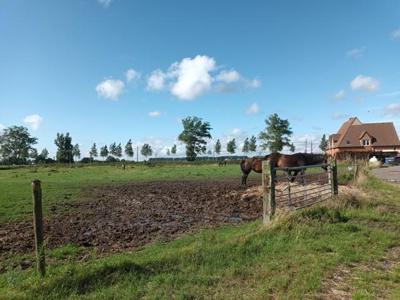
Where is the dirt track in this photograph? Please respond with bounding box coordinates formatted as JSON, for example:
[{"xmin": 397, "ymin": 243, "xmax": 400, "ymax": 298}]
[{"xmin": 0, "ymin": 179, "xmax": 261, "ymax": 257}]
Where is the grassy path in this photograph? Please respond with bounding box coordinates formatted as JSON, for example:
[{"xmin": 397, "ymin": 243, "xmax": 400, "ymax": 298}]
[{"xmin": 1, "ymin": 176, "xmax": 399, "ymax": 299}]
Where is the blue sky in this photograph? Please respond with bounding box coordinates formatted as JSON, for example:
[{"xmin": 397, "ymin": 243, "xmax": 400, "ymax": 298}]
[{"xmin": 1, "ymin": 0, "xmax": 400, "ymax": 158}]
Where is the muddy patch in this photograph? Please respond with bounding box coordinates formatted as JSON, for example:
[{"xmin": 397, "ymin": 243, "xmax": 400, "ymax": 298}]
[{"xmin": 0, "ymin": 180, "xmax": 262, "ymax": 258}]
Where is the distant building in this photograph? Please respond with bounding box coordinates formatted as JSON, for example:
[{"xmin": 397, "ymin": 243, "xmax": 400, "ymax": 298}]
[{"xmin": 326, "ymin": 117, "xmax": 400, "ymax": 160}]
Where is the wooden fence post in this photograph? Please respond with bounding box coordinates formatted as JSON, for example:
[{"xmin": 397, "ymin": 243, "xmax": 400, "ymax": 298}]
[
  {"xmin": 331, "ymin": 159, "xmax": 338, "ymax": 196},
  {"xmin": 262, "ymin": 160, "xmax": 276, "ymax": 223},
  {"xmin": 32, "ymin": 179, "xmax": 45, "ymax": 276}
]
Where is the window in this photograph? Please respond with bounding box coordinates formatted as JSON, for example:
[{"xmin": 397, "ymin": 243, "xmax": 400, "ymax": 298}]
[{"xmin": 362, "ymin": 139, "xmax": 370, "ymax": 146}]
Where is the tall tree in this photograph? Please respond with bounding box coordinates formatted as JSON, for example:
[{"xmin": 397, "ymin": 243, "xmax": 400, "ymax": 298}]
[
  {"xmin": 109, "ymin": 142, "xmax": 117, "ymax": 157},
  {"xmin": 72, "ymin": 144, "xmax": 81, "ymax": 161},
  {"xmin": 178, "ymin": 116, "xmax": 212, "ymax": 161},
  {"xmin": 125, "ymin": 139, "xmax": 134, "ymax": 159},
  {"xmin": 141, "ymin": 144, "xmax": 153, "ymax": 159},
  {"xmin": 36, "ymin": 148, "xmax": 49, "ymax": 164},
  {"xmin": 227, "ymin": 138, "xmax": 237, "ymax": 154},
  {"xmin": 319, "ymin": 134, "xmax": 328, "ymax": 152},
  {"xmin": 259, "ymin": 113, "xmax": 294, "ymax": 153},
  {"xmin": 242, "ymin": 137, "xmax": 250, "ymax": 154},
  {"xmin": 166, "ymin": 148, "xmax": 171, "ymax": 156},
  {"xmin": 40, "ymin": 148, "xmax": 49, "ymax": 160},
  {"xmin": 89, "ymin": 143, "xmax": 98, "ymax": 159},
  {"xmin": 249, "ymin": 135, "xmax": 257, "ymax": 153},
  {"xmin": 214, "ymin": 139, "xmax": 221, "ymax": 155},
  {"xmin": 55, "ymin": 132, "xmax": 74, "ymax": 163},
  {"xmin": 29, "ymin": 148, "xmax": 38, "ymax": 161},
  {"xmin": 115, "ymin": 143, "xmax": 123, "ymax": 158},
  {"xmin": 0, "ymin": 126, "xmax": 38, "ymax": 165},
  {"xmin": 171, "ymin": 144, "xmax": 177, "ymax": 155},
  {"xmin": 100, "ymin": 145, "xmax": 109, "ymax": 159}
]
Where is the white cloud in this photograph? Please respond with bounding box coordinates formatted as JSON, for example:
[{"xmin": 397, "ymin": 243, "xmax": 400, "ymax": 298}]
[
  {"xmin": 216, "ymin": 70, "xmax": 241, "ymax": 83},
  {"xmin": 350, "ymin": 75, "xmax": 380, "ymax": 92},
  {"xmin": 384, "ymin": 103, "xmax": 400, "ymax": 117},
  {"xmin": 392, "ymin": 28, "xmax": 400, "ymax": 39},
  {"xmin": 331, "ymin": 112, "xmax": 349, "ymax": 120},
  {"xmin": 126, "ymin": 69, "xmax": 141, "ymax": 82},
  {"xmin": 23, "ymin": 114, "xmax": 43, "ymax": 130},
  {"xmin": 170, "ymin": 55, "xmax": 216, "ymax": 100},
  {"xmin": 97, "ymin": 0, "xmax": 113, "ymax": 7},
  {"xmin": 148, "ymin": 111, "xmax": 161, "ymax": 117},
  {"xmin": 0, "ymin": 123, "xmax": 5, "ymax": 132},
  {"xmin": 147, "ymin": 69, "xmax": 167, "ymax": 91},
  {"xmin": 346, "ymin": 47, "xmax": 366, "ymax": 58},
  {"xmin": 232, "ymin": 128, "xmax": 241, "ymax": 135},
  {"xmin": 246, "ymin": 102, "xmax": 260, "ymax": 115},
  {"xmin": 333, "ymin": 89, "xmax": 346, "ymax": 100},
  {"xmin": 96, "ymin": 79, "xmax": 125, "ymax": 100},
  {"xmin": 147, "ymin": 55, "xmax": 261, "ymax": 100},
  {"xmin": 246, "ymin": 79, "xmax": 261, "ymax": 88}
]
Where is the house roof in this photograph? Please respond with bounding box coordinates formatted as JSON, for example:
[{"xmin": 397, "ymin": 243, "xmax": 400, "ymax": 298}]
[{"xmin": 337, "ymin": 122, "xmax": 400, "ymax": 148}]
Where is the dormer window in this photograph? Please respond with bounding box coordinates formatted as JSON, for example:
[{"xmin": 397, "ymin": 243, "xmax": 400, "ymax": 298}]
[{"xmin": 362, "ymin": 139, "xmax": 370, "ymax": 146}]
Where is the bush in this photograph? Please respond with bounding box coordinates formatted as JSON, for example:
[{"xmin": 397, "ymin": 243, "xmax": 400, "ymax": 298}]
[{"xmin": 105, "ymin": 156, "xmax": 119, "ymax": 163}]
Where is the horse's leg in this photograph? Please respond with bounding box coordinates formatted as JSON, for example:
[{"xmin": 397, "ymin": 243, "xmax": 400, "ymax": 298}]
[
  {"xmin": 290, "ymin": 170, "xmax": 299, "ymax": 183},
  {"xmin": 300, "ymin": 169, "xmax": 306, "ymax": 185},
  {"xmin": 241, "ymin": 173, "xmax": 249, "ymax": 185}
]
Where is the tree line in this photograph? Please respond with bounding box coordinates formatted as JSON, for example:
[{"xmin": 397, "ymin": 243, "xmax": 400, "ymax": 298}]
[{"xmin": 0, "ymin": 113, "xmax": 329, "ymax": 164}]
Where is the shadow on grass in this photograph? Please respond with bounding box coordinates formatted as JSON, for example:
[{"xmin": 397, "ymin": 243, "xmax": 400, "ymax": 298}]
[{"xmin": 33, "ymin": 260, "xmax": 156, "ymax": 297}]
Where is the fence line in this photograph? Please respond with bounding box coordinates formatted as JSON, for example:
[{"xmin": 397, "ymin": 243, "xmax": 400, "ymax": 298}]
[{"xmin": 262, "ymin": 160, "xmax": 338, "ymax": 222}]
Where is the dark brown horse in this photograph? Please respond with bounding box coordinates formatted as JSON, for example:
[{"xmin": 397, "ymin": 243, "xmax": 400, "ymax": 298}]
[{"xmin": 240, "ymin": 152, "xmax": 327, "ymax": 185}]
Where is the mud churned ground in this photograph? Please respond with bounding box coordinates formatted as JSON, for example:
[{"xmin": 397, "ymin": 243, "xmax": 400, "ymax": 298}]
[{"xmin": 0, "ymin": 179, "xmax": 262, "ymax": 257}]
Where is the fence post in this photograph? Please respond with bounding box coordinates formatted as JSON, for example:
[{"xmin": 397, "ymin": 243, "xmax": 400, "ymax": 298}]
[
  {"xmin": 32, "ymin": 179, "xmax": 45, "ymax": 276},
  {"xmin": 262, "ymin": 160, "xmax": 276, "ymax": 223},
  {"xmin": 331, "ymin": 159, "xmax": 338, "ymax": 196}
]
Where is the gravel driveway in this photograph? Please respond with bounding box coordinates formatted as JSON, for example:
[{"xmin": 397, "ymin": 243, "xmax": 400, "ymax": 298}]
[{"xmin": 372, "ymin": 166, "xmax": 400, "ymax": 184}]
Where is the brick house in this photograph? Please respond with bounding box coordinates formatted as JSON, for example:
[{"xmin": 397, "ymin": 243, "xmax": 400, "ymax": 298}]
[{"xmin": 326, "ymin": 117, "xmax": 400, "ymax": 160}]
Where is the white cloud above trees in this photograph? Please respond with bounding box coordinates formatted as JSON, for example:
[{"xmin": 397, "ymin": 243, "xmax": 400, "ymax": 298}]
[
  {"xmin": 146, "ymin": 55, "xmax": 261, "ymax": 100},
  {"xmin": 23, "ymin": 114, "xmax": 43, "ymax": 130},
  {"xmin": 246, "ymin": 103, "xmax": 260, "ymax": 115},
  {"xmin": 96, "ymin": 79, "xmax": 125, "ymax": 100},
  {"xmin": 350, "ymin": 75, "xmax": 380, "ymax": 92}
]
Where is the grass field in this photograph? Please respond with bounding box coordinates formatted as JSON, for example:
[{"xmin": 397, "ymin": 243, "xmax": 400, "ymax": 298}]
[
  {"xmin": 0, "ymin": 162, "xmax": 399, "ymax": 299},
  {"xmin": 0, "ymin": 162, "xmax": 250, "ymax": 223}
]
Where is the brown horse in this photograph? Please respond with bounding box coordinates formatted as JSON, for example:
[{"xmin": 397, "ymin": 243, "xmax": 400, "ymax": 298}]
[{"xmin": 240, "ymin": 152, "xmax": 327, "ymax": 185}]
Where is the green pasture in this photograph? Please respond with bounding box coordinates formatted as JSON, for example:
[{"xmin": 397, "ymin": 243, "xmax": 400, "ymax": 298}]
[
  {"xmin": 0, "ymin": 162, "xmax": 250, "ymax": 223},
  {"xmin": 1, "ymin": 175, "xmax": 399, "ymax": 299}
]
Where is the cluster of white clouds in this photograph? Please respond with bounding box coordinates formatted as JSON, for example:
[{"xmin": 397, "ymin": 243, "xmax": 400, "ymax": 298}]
[
  {"xmin": 23, "ymin": 114, "xmax": 43, "ymax": 131},
  {"xmin": 332, "ymin": 74, "xmax": 380, "ymax": 106},
  {"xmin": 96, "ymin": 55, "xmax": 261, "ymax": 102},
  {"xmin": 350, "ymin": 75, "xmax": 380, "ymax": 92},
  {"xmin": 96, "ymin": 79, "xmax": 125, "ymax": 100},
  {"xmin": 146, "ymin": 55, "xmax": 261, "ymax": 101}
]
